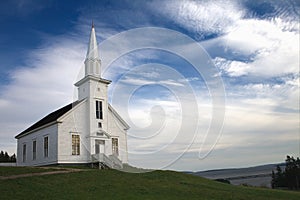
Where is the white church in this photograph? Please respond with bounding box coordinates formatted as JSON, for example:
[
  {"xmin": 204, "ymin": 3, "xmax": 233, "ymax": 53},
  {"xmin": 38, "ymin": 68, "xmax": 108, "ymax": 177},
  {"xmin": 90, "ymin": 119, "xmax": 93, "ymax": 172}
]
[{"xmin": 15, "ymin": 24, "xmax": 129, "ymax": 168}]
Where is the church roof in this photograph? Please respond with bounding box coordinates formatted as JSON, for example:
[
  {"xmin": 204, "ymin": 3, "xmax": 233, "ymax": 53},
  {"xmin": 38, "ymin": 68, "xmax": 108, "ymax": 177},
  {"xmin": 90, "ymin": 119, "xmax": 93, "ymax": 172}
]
[
  {"xmin": 15, "ymin": 100, "xmax": 129, "ymax": 139},
  {"xmin": 108, "ymin": 104, "xmax": 130, "ymax": 130},
  {"xmin": 15, "ymin": 102, "xmax": 76, "ymax": 139}
]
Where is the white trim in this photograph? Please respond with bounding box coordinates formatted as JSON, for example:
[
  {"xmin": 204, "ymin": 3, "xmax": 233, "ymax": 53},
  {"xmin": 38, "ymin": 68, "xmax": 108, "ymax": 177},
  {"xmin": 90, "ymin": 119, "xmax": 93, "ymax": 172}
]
[
  {"xmin": 108, "ymin": 104, "xmax": 130, "ymax": 130},
  {"xmin": 22, "ymin": 143, "xmax": 27, "ymax": 163},
  {"xmin": 74, "ymin": 75, "xmax": 111, "ymax": 87},
  {"xmin": 69, "ymin": 131, "xmax": 81, "ymax": 134},
  {"xmin": 32, "ymin": 140, "xmax": 37, "ymax": 161},
  {"xmin": 71, "ymin": 134, "xmax": 80, "ymax": 156},
  {"xmin": 15, "ymin": 121, "xmax": 58, "ymax": 139},
  {"xmin": 57, "ymin": 99, "xmax": 86, "ymax": 122},
  {"xmin": 43, "ymin": 136, "xmax": 49, "ymax": 158},
  {"xmin": 87, "ymin": 135, "xmax": 110, "ymax": 140}
]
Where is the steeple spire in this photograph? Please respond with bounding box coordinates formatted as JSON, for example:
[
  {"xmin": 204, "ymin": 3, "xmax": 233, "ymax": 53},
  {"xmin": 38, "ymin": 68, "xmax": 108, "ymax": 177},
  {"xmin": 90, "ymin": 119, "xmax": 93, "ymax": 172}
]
[{"xmin": 84, "ymin": 22, "xmax": 101, "ymax": 77}]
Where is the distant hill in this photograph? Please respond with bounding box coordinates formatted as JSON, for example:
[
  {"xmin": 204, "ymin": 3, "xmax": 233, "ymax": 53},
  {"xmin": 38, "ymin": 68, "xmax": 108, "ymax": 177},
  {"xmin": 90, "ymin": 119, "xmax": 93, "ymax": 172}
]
[
  {"xmin": 190, "ymin": 163, "xmax": 286, "ymax": 188},
  {"xmin": 1, "ymin": 166, "xmax": 300, "ymax": 200}
]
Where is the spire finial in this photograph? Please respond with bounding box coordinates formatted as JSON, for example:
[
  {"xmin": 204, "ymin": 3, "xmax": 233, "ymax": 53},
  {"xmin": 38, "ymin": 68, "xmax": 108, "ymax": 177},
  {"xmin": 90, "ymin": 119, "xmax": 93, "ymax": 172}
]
[{"xmin": 92, "ymin": 20, "xmax": 94, "ymax": 28}]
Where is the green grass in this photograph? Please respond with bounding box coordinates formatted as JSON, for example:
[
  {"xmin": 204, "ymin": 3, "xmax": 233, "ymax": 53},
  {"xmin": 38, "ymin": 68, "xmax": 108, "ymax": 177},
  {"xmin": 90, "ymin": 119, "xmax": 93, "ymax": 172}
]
[
  {"xmin": 0, "ymin": 166, "xmax": 64, "ymax": 177},
  {"xmin": 1, "ymin": 167, "xmax": 300, "ymax": 200}
]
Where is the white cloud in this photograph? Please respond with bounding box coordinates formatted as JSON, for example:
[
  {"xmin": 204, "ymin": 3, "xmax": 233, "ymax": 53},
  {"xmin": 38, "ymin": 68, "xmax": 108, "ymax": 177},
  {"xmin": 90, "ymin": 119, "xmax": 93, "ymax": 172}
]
[
  {"xmin": 165, "ymin": 1, "xmax": 298, "ymax": 80},
  {"xmin": 119, "ymin": 76, "xmax": 185, "ymax": 87},
  {"xmin": 209, "ymin": 17, "xmax": 299, "ymax": 78},
  {"xmin": 155, "ymin": 3, "xmax": 299, "ymax": 169},
  {"xmin": 154, "ymin": 0, "xmax": 244, "ymax": 37},
  {"xmin": 214, "ymin": 57, "xmax": 250, "ymax": 77},
  {"xmin": 223, "ymin": 18, "xmax": 298, "ymax": 54},
  {"xmin": 0, "ymin": 35, "xmax": 85, "ymax": 154}
]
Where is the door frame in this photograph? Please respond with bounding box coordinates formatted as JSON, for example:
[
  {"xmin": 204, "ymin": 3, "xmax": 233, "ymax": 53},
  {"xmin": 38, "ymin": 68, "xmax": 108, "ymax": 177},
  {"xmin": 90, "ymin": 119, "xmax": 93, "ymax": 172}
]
[{"xmin": 95, "ymin": 139, "xmax": 105, "ymax": 154}]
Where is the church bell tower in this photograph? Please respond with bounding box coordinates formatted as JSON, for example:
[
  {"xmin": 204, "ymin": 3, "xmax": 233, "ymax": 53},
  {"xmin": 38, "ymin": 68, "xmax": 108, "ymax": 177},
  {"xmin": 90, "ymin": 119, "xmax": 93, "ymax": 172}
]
[{"xmin": 74, "ymin": 23, "xmax": 111, "ymax": 141}]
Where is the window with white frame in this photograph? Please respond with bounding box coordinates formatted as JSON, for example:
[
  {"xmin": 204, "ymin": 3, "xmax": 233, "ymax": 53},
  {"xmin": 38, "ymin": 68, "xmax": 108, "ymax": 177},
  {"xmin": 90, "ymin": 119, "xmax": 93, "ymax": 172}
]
[
  {"xmin": 72, "ymin": 135, "xmax": 80, "ymax": 155},
  {"xmin": 22, "ymin": 144, "xmax": 26, "ymax": 162},
  {"xmin": 112, "ymin": 138, "xmax": 119, "ymax": 156},
  {"xmin": 96, "ymin": 100, "xmax": 103, "ymax": 119},
  {"xmin": 44, "ymin": 136, "xmax": 48, "ymax": 157},
  {"xmin": 32, "ymin": 140, "xmax": 36, "ymax": 160}
]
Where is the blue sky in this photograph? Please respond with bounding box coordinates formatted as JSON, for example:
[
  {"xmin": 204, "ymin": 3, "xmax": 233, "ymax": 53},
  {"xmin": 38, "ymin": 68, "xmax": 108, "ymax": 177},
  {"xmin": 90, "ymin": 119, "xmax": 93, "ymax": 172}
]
[{"xmin": 0, "ymin": 0, "xmax": 299, "ymax": 171}]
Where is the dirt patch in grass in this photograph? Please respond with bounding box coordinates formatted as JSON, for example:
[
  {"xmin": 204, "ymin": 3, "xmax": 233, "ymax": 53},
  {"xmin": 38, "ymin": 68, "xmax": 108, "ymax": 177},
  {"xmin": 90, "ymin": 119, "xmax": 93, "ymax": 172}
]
[{"xmin": 0, "ymin": 166, "xmax": 70, "ymax": 177}]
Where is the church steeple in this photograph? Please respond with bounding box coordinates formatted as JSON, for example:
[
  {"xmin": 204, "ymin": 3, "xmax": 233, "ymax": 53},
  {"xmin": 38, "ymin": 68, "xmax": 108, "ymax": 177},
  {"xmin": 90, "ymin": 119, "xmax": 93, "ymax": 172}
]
[
  {"xmin": 75, "ymin": 23, "xmax": 111, "ymax": 101},
  {"xmin": 84, "ymin": 22, "xmax": 101, "ymax": 77}
]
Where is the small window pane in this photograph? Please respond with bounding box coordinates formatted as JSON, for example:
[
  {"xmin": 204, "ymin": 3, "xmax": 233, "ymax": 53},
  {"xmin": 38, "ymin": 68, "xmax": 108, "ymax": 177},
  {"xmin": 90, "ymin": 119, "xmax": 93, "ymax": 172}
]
[
  {"xmin": 72, "ymin": 135, "xmax": 80, "ymax": 155},
  {"xmin": 23, "ymin": 144, "xmax": 26, "ymax": 162},
  {"xmin": 44, "ymin": 137, "xmax": 48, "ymax": 157},
  {"xmin": 112, "ymin": 138, "xmax": 119, "ymax": 156},
  {"xmin": 33, "ymin": 140, "xmax": 36, "ymax": 160},
  {"xmin": 96, "ymin": 101, "xmax": 103, "ymax": 119}
]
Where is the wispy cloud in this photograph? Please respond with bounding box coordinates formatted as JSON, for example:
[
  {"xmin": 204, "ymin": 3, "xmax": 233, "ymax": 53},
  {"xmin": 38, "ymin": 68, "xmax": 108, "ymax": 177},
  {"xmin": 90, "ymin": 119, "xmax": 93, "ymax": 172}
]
[
  {"xmin": 212, "ymin": 18, "xmax": 299, "ymax": 78},
  {"xmin": 0, "ymin": 34, "xmax": 86, "ymax": 153},
  {"xmin": 152, "ymin": 0, "xmax": 245, "ymax": 38},
  {"xmin": 143, "ymin": 0, "xmax": 300, "ymax": 169}
]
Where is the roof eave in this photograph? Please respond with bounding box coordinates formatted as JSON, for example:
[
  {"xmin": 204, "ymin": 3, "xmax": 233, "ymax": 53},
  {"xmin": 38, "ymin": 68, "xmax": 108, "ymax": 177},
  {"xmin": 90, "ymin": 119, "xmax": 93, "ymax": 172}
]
[
  {"xmin": 108, "ymin": 104, "xmax": 130, "ymax": 130},
  {"xmin": 15, "ymin": 121, "xmax": 60, "ymax": 139},
  {"xmin": 74, "ymin": 75, "xmax": 111, "ymax": 87}
]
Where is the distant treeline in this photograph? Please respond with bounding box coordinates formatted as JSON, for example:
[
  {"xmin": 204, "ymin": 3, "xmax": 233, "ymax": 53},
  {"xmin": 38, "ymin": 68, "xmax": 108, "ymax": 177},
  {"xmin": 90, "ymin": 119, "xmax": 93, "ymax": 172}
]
[
  {"xmin": 0, "ymin": 151, "xmax": 16, "ymax": 163},
  {"xmin": 272, "ymin": 155, "xmax": 300, "ymax": 190}
]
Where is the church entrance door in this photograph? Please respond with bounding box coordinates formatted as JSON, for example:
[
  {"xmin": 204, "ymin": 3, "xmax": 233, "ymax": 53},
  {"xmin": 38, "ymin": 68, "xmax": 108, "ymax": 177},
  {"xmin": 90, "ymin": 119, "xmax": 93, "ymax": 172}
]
[{"xmin": 95, "ymin": 140, "xmax": 105, "ymax": 154}]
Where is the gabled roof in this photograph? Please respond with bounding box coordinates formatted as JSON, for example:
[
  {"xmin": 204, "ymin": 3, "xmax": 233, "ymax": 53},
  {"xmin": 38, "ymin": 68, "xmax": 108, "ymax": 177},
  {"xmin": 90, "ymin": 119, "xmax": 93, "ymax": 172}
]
[
  {"xmin": 15, "ymin": 102, "xmax": 77, "ymax": 139},
  {"xmin": 15, "ymin": 101, "xmax": 129, "ymax": 139},
  {"xmin": 108, "ymin": 104, "xmax": 130, "ymax": 130}
]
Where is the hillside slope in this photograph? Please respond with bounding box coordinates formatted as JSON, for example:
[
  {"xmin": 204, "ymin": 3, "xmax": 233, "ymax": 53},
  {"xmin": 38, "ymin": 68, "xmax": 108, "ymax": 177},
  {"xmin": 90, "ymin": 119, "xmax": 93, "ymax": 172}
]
[
  {"xmin": 192, "ymin": 163, "xmax": 286, "ymax": 188},
  {"xmin": 1, "ymin": 167, "xmax": 300, "ymax": 200}
]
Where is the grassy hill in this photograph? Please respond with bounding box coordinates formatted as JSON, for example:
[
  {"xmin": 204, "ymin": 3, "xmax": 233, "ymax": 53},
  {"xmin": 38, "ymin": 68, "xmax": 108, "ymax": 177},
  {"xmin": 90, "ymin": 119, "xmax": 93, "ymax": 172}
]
[{"xmin": 1, "ymin": 166, "xmax": 300, "ymax": 200}]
